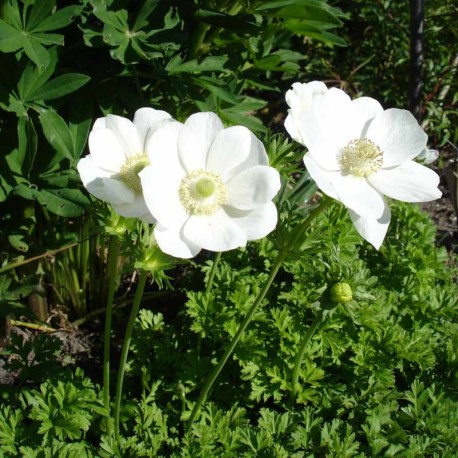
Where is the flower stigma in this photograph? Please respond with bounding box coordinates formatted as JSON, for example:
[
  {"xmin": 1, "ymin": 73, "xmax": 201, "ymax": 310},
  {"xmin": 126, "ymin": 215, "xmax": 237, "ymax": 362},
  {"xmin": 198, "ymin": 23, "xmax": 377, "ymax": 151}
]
[
  {"xmin": 339, "ymin": 138, "xmax": 383, "ymax": 177},
  {"xmin": 179, "ymin": 169, "xmax": 226, "ymax": 216},
  {"xmin": 119, "ymin": 153, "xmax": 150, "ymax": 192}
]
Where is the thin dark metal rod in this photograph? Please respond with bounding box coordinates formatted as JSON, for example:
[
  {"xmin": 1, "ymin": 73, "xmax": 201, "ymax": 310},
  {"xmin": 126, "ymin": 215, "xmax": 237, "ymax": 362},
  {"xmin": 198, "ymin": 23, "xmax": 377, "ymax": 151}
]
[{"xmin": 409, "ymin": 0, "xmax": 425, "ymax": 121}]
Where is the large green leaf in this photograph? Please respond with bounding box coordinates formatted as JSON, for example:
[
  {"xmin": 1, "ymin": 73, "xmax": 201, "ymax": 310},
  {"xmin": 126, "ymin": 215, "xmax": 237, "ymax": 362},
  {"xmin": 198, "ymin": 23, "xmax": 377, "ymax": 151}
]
[
  {"xmin": 0, "ymin": 19, "xmax": 23, "ymax": 52},
  {"xmin": 26, "ymin": 0, "xmax": 56, "ymax": 31},
  {"xmin": 39, "ymin": 110, "xmax": 75, "ymax": 161},
  {"xmin": 31, "ymin": 188, "xmax": 88, "ymax": 217},
  {"xmin": 22, "ymin": 36, "xmax": 50, "ymax": 70},
  {"xmin": 167, "ymin": 56, "xmax": 229, "ymax": 73},
  {"xmin": 29, "ymin": 74, "xmax": 90, "ymax": 101},
  {"xmin": 31, "ymin": 6, "xmax": 82, "ymax": 33}
]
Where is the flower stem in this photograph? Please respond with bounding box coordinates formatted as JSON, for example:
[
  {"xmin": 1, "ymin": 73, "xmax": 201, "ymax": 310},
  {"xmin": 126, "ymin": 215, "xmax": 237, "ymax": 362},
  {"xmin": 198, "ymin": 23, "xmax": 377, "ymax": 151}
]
[
  {"xmin": 103, "ymin": 235, "xmax": 120, "ymax": 435},
  {"xmin": 186, "ymin": 197, "xmax": 333, "ymax": 430},
  {"xmin": 290, "ymin": 311, "xmax": 324, "ymax": 401},
  {"xmin": 206, "ymin": 252, "xmax": 221, "ymax": 293},
  {"xmin": 186, "ymin": 251, "xmax": 287, "ymax": 430},
  {"xmin": 197, "ymin": 252, "xmax": 222, "ymax": 359},
  {"xmin": 114, "ymin": 269, "xmax": 149, "ymax": 441}
]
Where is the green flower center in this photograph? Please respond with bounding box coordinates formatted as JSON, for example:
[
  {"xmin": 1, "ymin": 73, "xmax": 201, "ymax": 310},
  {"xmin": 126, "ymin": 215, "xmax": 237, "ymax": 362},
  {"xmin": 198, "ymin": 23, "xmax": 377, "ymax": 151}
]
[
  {"xmin": 178, "ymin": 169, "xmax": 226, "ymax": 216},
  {"xmin": 339, "ymin": 138, "xmax": 383, "ymax": 177},
  {"xmin": 119, "ymin": 153, "xmax": 150, "ymax": 192}
]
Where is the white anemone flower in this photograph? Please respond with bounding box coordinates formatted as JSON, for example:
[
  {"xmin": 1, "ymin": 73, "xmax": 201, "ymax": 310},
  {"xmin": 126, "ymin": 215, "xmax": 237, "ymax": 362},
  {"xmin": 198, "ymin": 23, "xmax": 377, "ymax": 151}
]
[
  {"xmin": 284, "ymin": 81, "xmax": 328, "ymax": 144},
  {"xmin": 285, "ymin": 84, "xmax": 442, "ymax": 250},
  {"xmin": 139, "ymin": 112, "xmax": 281, "ymax": 258},
  {"xmin": 77, "ymin": 108, "xmax": 174, "ymax": 222}
]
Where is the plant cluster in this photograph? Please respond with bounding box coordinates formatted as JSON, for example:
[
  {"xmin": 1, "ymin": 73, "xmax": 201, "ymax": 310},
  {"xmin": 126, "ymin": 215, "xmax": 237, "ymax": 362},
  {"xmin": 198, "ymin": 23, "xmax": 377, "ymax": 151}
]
[{"xmin": 0, "ymin": 0, "xmax": 456, "ymax": 457}]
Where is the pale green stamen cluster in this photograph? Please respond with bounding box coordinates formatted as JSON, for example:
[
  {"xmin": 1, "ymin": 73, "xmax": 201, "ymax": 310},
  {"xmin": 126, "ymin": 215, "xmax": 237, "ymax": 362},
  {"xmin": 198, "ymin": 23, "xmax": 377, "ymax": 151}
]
[
  {"xmin": 119, "ymin": 153, "xmax": 150, "ymax": 192},
  {"xmin": 339, "ymin": 138, "xmax": 383, "ymax": 177},
  {"xmin": 179, "ymin": 169, "xmax": 226, "ymax": 216}
]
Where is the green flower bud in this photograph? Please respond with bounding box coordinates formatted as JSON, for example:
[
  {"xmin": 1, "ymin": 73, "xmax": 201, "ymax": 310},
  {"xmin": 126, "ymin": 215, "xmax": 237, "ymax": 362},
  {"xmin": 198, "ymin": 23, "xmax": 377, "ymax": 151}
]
[{"xmin": 330, "ymin": 282, "xmax": 353, "ymax": 304}]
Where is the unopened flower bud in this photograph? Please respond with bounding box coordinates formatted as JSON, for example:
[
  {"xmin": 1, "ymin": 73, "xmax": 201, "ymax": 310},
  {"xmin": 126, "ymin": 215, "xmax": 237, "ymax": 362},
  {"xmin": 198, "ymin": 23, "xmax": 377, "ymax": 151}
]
[{"xmin": 330, "ymin": 282, "xmax": 353, "ymax": 304}]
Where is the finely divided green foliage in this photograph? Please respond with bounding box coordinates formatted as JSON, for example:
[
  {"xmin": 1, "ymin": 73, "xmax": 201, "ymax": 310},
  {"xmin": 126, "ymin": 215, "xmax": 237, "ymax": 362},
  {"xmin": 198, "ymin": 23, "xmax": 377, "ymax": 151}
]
[{"xmin": 1, "ymin": 199, "xmax": 457, "ymax": 455}]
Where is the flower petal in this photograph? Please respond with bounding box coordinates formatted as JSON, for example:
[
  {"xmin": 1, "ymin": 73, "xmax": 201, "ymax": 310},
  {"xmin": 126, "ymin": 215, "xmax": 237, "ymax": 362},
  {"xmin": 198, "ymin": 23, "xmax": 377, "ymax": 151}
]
[
  {"xmin": 225, "ymin": 165, "xmax": 281, "ymax": 210},
  {"xmin": 366, "ymin": 108, "xmax": 427, "ymax": 167},
  {"xmin": 178, "ymin": 112, "xmax": 224, "ymax": 172},
  {"xmin": 140, "ymin": 165, "xmax": 188, "ymax": 228},
  {"xmin": 285, "ymin": 81, "xmax": 328, "ymax": 143},
  {"xmin": 154, "ymin": 223, "xmax": 201, "ymax": 259},
  {"xmin": 300, "ymin": 88, "xmax": 354, "ymax": 169},
  {"xmin": 367, "ymin": 160, "xmax": 442, "ymax": 202},
  {"xmin": 303, "ymin": 153, "xmax": 338, "ymax": 200},
  {"xmin": 88, "ymin": 128, "xmax": 126, "ymax": 172},
  {"xmin": 350, "ymin": 96, "xmax": 384, "ymax": 136},
  {"xmin": 105, "ymin": 114, "xmax": 142, "ymax": 157},
  {"xmin": 145, "ymin": 121, "xmax": 184, "ymax": 175},
  {"xmin": 133, "ymin": 107, "xmax": 172, "ymax": 149},
  {"xmin": 112, "ymin": 194, "xmax": 154, "ymax": 220},
  {"xmin": 349, "ymin": 205, "xmax": 391, "ymax": 250},
  {"xmin": 93, "ymin": 117, "xmax": 106, "ymax": 130},
  {"xmin": 225, "ymin": 202, "xmax": 278, "ymax": 241},
  {"xmin": 333, "ymin": 174, "xmax": 386, "ymax": 219},
  {"xmin": 206, "ymin": 126, "xmax": 268, "ymax": 181},
  {"xmin": 183, "ymin": 210, "xmax": 247, "ymax": 252},
  {"xmin": 77, "ymin": 157, "xmax": 135, "ymax": 204}
]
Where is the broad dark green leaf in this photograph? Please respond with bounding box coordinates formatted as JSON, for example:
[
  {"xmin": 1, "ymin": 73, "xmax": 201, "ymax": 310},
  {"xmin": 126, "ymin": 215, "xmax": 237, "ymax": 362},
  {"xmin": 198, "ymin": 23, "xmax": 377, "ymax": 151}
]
[
  {"xmin": 40, "ymin": 110, "xmax": 74, "ymax": 161},
  {"xmin": 29, "ymin": 73, "xmax": 90, "ymax": 101},
  {"xmin": 22, "ymin": 36, "xmax": 50, "ymax": 70},
  {"xmin": 0, "ymin": 19, "xmax": 23, "ymax": 52},
  {"xmin": 69, "ymin": 97, "xmax": 93, "ymax": 160},
  {"xmin": 26, "ymin": 0, "xmax": 55, "ymax": 32},
  {"xmin": 221, "ymin": 111, "xmax": 266, "ymax": 133},
  {"xmin": 31, "ymin": 5, "xmax": 82, "ymax": 32},
  {"xmin": 31, "ymin": 32, "xmax": 64, "ymax": 46},
  {"xmin": 15, "ymin": 117, "xmax": 38, "ymax": 177},
  {"xmin": 255, "ymin": 1, "xmax": 295, "ymax": 11},
  {"xmin": 194, "ymin": 9, "xmax": 259, "ymax": 33},
  {"xmin": 2, "ymin": 1, "xmax": 23, "ymax": 30},
  {"xmin": 194, "ymin": 77, "xmax": 240, "ymax": 104},
  {"xmin": 133, "ymin": 0, "xmax": 160, "ymax": 32},
  {"xmin": 31, "ymin": 188, "xmax": 87, "ymax": 217}
]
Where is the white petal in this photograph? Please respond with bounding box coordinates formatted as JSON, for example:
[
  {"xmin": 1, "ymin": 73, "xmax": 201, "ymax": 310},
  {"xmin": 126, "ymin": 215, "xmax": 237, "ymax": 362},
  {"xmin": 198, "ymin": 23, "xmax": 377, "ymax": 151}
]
[
  {"xmin": 133, "ymin": 108, "xmax": 172, "ymax": 149},
  {"xmin": 112, "ymin": 194, "xmax": 154, "ymax": 220},
  {"xmin": 183, "ymin": 210, "xmax": 247, "ymax": 252},
  {"xmin": 178, "ymin": 112, "xmax": 224, "ymax": 172},
  {"xmin": 299, "ymin": 88, "xmax": 354, "ymax": 169},
  {"xmin": 366, "ymin": 109, "xmax": 428, "ymax": 167},
  {"xmin": 225, "ymin": 202, "xmax": 278, "ymax": 241},
  {"xmin": 140, "ymin": 166, "xmax": 188, "ymax": 228},
  {"xmin": 284, "ymin": 111, "xmax": 302, "ymax": 143},
  {"xmin": 206, "ymin": 126, "xmax": 266, "ymax": 181},
  {"xmin": 367, "ymin": 160, "xmax": 442, "ymax": 202},
  {"xmin": 333, "ymin": 174, "xmax": 386, "ymax": 219},
  {"xmin": 225, "ymin": 165, "xmax": 281, "ymax": 210},
  {"xmin": 88, "ymin": 128, "xmax": 126, "ymax": 172},
  {"xmin": 349, "ymin": 205, "xmax": 391, "ymax": 250},
  {"xmin": 145, "ymin": 121, "xmax": 185, "ymax": 174},
  {"xmin": 154, "ymin": 223, "xmax": 201, "ymax": 259},
  {"xmin": 303, "ymin": 153, "xmax": 339, "ymax": 200},
  {"xmin": 77, "ymin": 157, "xmax": 134, "ymax": 204},
  {"xmin": 350, "ymin": 97, "xmax": 384, "ymax": 135},
  {"xmin": 285, "ymin": 81, "xmax": 328, "ymax": 112},
  {"xmin": 93, "ymin": 117, "xmax": 106, "ymax": 130},
  {"xmin": 105, "ymin": 114, "xmax": 142, "ymax": 157}
]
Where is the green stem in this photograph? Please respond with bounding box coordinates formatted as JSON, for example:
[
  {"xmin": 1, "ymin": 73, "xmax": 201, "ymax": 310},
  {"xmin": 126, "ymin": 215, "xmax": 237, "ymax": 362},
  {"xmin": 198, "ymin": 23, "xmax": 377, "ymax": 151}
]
[
  {"xmin": 189, "ymin": 22, "xmax": 210, "ymax": 58},
  {"xmin": 103, "ymin": 235, "xmax": 120, "ymax": 435},
  {"xmin": 187, "ymin": 250, "xmax": 287, "ymax": 430},
  {"xmin": 114, "ymin": 270, "xmax": 149, "ymax": 441},
  {"xmin": 290, "ymin": 311, "xmax": 324, "ymax": 401},
  {"xmin": 197, "ymin": 252, "xmax": 222, "ymax": 360},
  {"xmin": 186, "ymin": 197, "xmax": 333, "ymax": 430},
  {"xmin": 206, "ymin": 252, "xmax": 221, "ymax": 293}
]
